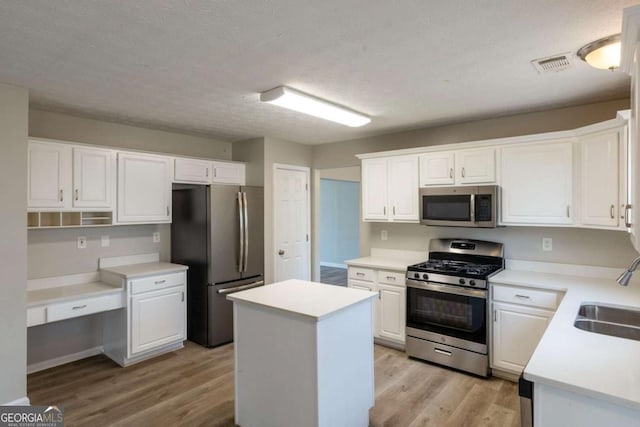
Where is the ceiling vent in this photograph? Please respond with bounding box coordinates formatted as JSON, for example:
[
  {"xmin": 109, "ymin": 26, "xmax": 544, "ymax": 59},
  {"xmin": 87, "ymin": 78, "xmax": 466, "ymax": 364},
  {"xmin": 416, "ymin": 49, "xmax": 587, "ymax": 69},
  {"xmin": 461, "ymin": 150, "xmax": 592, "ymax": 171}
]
[{"xmin": 531, "ymin": 53, "xmax": 574, "ymax": 73}]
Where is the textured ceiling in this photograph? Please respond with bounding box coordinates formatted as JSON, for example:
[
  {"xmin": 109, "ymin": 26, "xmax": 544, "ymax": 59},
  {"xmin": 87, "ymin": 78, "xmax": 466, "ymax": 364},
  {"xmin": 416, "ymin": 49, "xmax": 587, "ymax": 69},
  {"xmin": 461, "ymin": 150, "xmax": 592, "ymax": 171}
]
[{"xmin": 0, "ymin": 1, "xmax": 635, "ymax": 144}]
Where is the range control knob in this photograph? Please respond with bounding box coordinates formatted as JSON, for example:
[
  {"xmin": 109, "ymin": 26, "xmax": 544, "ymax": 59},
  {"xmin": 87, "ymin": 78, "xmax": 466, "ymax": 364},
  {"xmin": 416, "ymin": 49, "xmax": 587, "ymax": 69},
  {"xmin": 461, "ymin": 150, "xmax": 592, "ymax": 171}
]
[
  {"xmin": 414, "ymin": 272, "xmax": 420, "ymax": 279},
  {"xmin": 422, "ymin": 273, "xmax": 429, "ymax": 280},
  {"xmin": 459, "ymin": 278, "xmax": 466, "ymax": 285},
  {"xmin": 469, "ymin": 280, "xmax": 476, "ymax": 287}
]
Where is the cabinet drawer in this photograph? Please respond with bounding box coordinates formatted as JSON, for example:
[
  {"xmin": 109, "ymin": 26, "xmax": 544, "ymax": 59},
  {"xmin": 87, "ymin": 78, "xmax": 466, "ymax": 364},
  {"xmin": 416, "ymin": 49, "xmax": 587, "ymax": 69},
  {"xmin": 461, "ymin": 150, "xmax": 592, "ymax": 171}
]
[
  {"xmin": 377, "ymin": 270, "xmax": 405, "ymax": 286},
  {"xmin": 130, "ymin": 272, "xmax": 185, "ymax": 295},
  {"xmin": 348, "ymin": 267, "xmax": 375, "ymax": 282},
  {"xmin": 27, "ymin": 306, "xmax": 47, "ymax": 327},
  {"xmin": 492, "ymin": 284, "xmax": 560, "ymax": 310},
  {"xmin": 47, "ymin": 292, "xmax": 124, "ymax": 322}
]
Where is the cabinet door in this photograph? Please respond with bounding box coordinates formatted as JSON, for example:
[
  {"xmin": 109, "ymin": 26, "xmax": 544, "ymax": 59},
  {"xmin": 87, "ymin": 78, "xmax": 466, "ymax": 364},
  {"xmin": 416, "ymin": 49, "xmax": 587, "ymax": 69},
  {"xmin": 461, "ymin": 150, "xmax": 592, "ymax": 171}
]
[
  {"xmin": 130, "ymin": 286, "xmax": 186, "ymax": 355},
  {"xmin": 580, "ymin": 130, "xmax": 620, "ymax": 227},
  {"xmin": 348, "ymin": 279, "xmax": 379, "ymax": 338},
  {"xmin": 388, "ymin": 156, "xmax": 419, "ymax": 222},
  {"xmin": 500, "ymin": 141, "xmax": 573, "ymax": 225},
  {"xmin": 419, "ymin": 152, "xmax": 455, "ymax": 186},
  {"xmin": 174, "ymin": 158, "xmax": 211, "ymax": 184},
  {"xmin": 362, "ymin": 158, "xmax": 389, "ymax": 221},
  {"xmin": 377, "ymin": 283, "xmax": 406, "ymax": 343},
  {"xmin": 211, "ymin": 161, "xmax": 245, "ymax": 185},
  {"xmin": 456, "ymin": 148, "xmax": 496, "ymax": 184},
  {"xmin": 492, "ymin": 302, "xmax": 552, "ymax": 373},
  {"xmin": 117, "ymin": 152, "xmax": 172, "ymax": 223},
  {"xmin": 73, "ymin": 147, "xmax": 114, "ymax": 208},
  {"xmin": 28, "ymin": 141, "xmax": 71, "ymax": 208}
]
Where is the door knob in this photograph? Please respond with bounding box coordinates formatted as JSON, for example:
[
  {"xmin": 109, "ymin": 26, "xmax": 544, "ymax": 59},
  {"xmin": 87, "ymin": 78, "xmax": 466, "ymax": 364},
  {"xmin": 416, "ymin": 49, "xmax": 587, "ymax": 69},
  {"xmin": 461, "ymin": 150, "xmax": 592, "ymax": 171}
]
[{"xmin": 278, "ymin": 250, "xmax": 285, "ymax": 255}]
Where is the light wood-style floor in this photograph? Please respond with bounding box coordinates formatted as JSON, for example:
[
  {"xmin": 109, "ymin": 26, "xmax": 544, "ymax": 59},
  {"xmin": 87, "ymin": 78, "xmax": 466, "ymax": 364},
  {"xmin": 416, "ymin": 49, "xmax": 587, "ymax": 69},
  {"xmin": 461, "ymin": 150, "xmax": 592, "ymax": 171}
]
[{"xmin": 28, "ymin": 342, "xmax": 519, "ymax": 427}]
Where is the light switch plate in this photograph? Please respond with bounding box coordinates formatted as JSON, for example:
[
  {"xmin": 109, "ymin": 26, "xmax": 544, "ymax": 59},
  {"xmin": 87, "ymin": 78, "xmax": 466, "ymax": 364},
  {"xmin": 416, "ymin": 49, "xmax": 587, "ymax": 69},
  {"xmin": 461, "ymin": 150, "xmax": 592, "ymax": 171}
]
[
  {"xmin": 77, "ymin": 236, "xmax": 87, "ymax": 249},
  {"xmin": 101, "ymin": 235, "xmax": 110, "ymax": 248},
  {"xmin": 542, "ymin": 237, "xmax": 552, "ymax": 251},
  {"xmin": 153, "ymin": 232, "xmax": 160, "ymax": 243}
]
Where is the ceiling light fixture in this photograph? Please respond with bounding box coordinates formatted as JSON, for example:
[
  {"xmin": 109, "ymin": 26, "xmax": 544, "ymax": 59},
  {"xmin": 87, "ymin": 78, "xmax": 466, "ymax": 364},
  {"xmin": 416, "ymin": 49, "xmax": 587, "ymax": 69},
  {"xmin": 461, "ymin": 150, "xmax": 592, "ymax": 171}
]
[
  {"xmin": 577, "ymin": 34, "xmax": 621, "ymax": 71},
  {"xmin": 260, "ymin": 86, "xmax": 371, "ymax": 127}
]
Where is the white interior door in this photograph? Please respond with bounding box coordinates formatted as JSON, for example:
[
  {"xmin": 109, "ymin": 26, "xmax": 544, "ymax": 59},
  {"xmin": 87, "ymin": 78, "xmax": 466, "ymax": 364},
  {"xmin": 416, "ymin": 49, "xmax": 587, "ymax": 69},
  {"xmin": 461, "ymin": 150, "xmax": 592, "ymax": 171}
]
[{"xmin": 274, "ymin": 165, "xmax": 310, "ymax": 282}]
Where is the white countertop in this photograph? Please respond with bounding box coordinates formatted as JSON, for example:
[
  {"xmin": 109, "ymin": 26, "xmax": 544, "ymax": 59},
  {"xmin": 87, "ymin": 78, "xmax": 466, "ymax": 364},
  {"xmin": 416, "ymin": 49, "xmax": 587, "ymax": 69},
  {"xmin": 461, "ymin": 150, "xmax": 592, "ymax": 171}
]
[
  {"xmin": 345, "ymin": 248, "xmax": 426, "ymax": 271},
  {"xmin": 28, "ymin": 281, "xmax": 122, "ymax": 307},
  {"xmin": 100, "ymin": 262, "xmax": 188, "ymax": 279},
  {"xmin": 227, "ymin": 279, "xmax": 378, "ymax": 321},
  {"xmin": 491, "ymin": 266, "xmax": 640, "ymax": 410}
]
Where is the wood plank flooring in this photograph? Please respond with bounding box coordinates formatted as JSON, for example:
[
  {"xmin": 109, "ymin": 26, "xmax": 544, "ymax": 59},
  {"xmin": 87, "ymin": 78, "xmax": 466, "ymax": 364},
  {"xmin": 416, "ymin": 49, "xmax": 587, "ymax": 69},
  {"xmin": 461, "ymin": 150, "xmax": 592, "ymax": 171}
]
[
  {"xmin": 28, "ymin": 341, "xmax": 519, "ymax": 427},
  {"xmin": 320, "ymin": 265, "xmax": 348, "ymax": 286}
]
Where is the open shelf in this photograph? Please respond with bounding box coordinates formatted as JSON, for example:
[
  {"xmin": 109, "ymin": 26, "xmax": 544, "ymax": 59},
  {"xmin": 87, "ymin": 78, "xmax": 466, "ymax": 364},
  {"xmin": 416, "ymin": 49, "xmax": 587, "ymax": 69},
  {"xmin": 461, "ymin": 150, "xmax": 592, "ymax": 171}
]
[{"xmin": 28, "ymin": 211, "xmax": 113, "ymax": 229}]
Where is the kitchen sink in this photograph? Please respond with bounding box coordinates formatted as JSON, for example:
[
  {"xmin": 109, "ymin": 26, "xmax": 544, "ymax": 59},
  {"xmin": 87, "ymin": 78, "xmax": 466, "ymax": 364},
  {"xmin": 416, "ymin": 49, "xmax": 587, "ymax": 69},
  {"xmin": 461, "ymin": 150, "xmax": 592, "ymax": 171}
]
[{"xmin": 574, "ymin": 303, "xmax": 640, "ymax": 341}]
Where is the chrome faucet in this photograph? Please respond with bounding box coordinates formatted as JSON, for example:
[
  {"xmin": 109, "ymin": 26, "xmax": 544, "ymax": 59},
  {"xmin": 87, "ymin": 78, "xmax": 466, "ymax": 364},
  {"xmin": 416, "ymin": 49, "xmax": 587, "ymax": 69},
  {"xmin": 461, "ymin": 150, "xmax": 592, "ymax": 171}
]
[{"xmin": 617, "ymin": 256, "xmax": 640, "ymax": 286}]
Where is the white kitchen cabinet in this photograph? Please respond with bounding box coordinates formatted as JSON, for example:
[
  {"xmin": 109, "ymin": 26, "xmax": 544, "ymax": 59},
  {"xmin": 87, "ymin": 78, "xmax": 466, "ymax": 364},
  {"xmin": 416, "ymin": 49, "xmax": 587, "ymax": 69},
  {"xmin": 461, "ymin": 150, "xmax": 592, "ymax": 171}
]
[
  {"xmin": 174, "ymin": 157, "xmax": 211, "ymax": 184},
  {"xmin": 500, "ymin": 141, "xmax": 573, "ymax": 225},
  {"xmin": 28, "ymin": 141, "xmax": 71, "ymax": 209},
  {"xmin": 491, "ymin": 283, "xmax": 561, "ymax": 376},
  {"xmin": 362, "ymin": 156, "xmax": 418, "ymax": 222},
  {"xmin": 117, "ymin": 152, "xmax": 172, "ymax": 223},
  {"xmin": 419, "ymin": 148, "xmax": 495, "ymax": 186},
  {"xmin": 211, "ymin": 161, "xmax": 246, "ymax": 185},
  {"xmin": 72, "ymin": 146, "xmax": 114, "ymax": 208},
  {"xmin": 579, "ymin": 129, "xmax": 623, "ymax": 228},
  {"xmin": 130, "ymin": 285, "xmax": 186, "ymax": 355}
]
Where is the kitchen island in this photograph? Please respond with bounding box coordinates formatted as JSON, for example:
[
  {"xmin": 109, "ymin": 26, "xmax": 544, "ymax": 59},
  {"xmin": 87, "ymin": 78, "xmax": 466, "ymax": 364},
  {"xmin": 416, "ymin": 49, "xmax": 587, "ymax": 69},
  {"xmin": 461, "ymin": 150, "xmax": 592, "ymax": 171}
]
[{"xmin": 227, "ymin": 279, "xmax": 377, "ymax": 427}]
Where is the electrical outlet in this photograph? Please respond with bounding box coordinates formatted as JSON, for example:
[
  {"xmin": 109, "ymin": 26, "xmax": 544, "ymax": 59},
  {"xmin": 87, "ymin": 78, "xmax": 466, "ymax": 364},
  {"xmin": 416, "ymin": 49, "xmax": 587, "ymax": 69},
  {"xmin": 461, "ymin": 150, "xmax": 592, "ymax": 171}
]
[
  {"xmin": 77, "ymin": 236, "xmax": 87, "ymax": 249},
  {"xmin": 542, "ymin": 237, "xmax": 553, "ymax": 251},
  {"xmin": 101, "ymin": 235, "xmax": 110, "ymax": 248},
  {"xmin": 153, "ymin": 232, "xmax": 161, "ymax": 243},
  {"xmin": 381, "ymin": 230, "xmax": 388, "ymax": 241}
]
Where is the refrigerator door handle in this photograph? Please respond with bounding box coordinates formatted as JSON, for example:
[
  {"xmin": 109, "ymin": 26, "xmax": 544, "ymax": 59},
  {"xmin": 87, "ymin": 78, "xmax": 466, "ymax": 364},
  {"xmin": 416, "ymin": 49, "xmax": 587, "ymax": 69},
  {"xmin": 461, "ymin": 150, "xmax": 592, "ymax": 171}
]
[
  {"xmin": 217, "ymin": 280, "xmax": 265, "ymax": 295},
  {"xmin": 237, "ymin": 192, "xmax": 244, "ymax": 272},
  {"xmin": 242, "ymin": 192, "xmax": 249, "ymax": 272}
]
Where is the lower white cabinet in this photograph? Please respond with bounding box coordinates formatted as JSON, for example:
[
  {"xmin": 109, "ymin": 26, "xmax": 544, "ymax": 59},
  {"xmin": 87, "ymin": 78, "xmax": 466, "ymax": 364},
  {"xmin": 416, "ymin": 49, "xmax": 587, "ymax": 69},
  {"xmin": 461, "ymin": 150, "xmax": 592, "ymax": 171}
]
[
  {"xmin": 347, "ymin": 266, "xmax": 406, "ymax": 346},
  {"xmin": 491, "ymin": 283, "xmax": 561, "ymax": 376},
  {"xmin": 103, "ymin": 270, "xmax": 187, "ymax": 366}
]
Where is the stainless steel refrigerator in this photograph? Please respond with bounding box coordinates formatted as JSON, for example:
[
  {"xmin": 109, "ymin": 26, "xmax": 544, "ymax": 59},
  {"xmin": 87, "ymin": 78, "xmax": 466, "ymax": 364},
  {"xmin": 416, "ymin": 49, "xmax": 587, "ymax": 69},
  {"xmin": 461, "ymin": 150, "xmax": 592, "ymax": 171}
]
[{"xmin": 171, "ymin": 184, "xmax": 264, "ymax": 347}]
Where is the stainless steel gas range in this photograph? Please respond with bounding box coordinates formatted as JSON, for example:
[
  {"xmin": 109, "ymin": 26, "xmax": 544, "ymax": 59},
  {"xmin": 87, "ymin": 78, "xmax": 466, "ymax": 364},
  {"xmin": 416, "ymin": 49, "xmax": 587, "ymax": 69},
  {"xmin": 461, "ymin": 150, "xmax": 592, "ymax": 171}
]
[{"xmin": 405, "ymin": 238, "xmax": 504, "ymax": 377}]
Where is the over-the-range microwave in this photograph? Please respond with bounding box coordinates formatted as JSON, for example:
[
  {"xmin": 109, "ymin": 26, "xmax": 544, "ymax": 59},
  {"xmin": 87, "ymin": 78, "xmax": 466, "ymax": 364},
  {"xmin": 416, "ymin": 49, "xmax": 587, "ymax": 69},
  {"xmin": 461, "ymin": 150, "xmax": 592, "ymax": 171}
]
[{"xmin": 419, "ymin": 185, "xmax": 500, "ymax": 228}]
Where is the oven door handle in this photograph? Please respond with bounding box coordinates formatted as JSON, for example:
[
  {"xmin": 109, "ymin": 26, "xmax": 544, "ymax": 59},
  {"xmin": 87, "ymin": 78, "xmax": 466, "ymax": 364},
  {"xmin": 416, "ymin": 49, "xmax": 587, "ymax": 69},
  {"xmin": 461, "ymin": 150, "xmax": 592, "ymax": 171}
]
[{"xmin": 406, "ymin": 278, "xmax": 487, "ymax": 299}]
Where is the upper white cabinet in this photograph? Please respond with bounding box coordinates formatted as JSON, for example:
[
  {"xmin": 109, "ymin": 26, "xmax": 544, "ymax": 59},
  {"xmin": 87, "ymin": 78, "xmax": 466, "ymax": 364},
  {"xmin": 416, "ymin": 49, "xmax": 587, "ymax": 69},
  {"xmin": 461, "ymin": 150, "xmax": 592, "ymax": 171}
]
[
  {"xmin": 72, "ymin": 147, "xmax": 114, "ymax": 208},
  {"xmin": 28, "ymin": 141, "xmax": 114, "ymax": 211},
  {"xmin": 211, "ymin": 161, "xmax": 245, "ymax": 185},
  {"xmin": 362, "ymin": 156, "xmax": 419, "ymax": 222},
  {"xmin": 579, "ymin": 128, "xmax": 624, "ymax": 228},
  {"xmin": 420, "ymin": 148, "xmax": 495, "ymax": 186},
  {"xmin": 117, "ymin": 152, "xmax": 172, "ymax": 224},
  {"xmin": 28, "ymin": 141, "xmax": 71, "ymax": 209},
  {"xmin": 500, "ymin": 141, "xmax": 573, "ymax": 225},
  {"xmin": 174, "ymin": 158, "xmax": 211, "ymax": 184}
]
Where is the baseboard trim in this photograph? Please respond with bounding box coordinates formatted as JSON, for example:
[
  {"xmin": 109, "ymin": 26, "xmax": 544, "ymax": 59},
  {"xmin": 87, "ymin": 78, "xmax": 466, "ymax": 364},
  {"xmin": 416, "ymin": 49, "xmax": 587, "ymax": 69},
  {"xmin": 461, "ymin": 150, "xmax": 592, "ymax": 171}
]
[
  {"xmin": 27, "ymin": 346, "xmax": 104, "ymax": 374},
  {"xmin": 3, "ymin": 396, "xmax": 30, "ymax": 406},
  {"xmin": 320, "ymin": 262, "xmax": 347, "ymax": 269}
]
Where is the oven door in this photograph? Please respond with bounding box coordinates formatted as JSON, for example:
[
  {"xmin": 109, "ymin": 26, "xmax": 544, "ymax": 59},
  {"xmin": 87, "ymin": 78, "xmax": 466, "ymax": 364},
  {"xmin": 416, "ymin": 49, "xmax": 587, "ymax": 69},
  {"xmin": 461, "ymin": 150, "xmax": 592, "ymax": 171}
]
[{"xmin": 406, "ymin": 279, "xmax": 487, "ymax": 354}]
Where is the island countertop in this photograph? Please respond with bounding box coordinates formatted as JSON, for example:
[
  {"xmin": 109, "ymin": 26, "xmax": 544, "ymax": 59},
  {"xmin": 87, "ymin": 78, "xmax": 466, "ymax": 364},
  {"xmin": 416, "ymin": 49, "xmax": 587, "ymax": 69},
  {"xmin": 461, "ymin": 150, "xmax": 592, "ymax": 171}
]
[{"xmin": 227, "ymin": 279, "xmax": 377, "ymax": 321}]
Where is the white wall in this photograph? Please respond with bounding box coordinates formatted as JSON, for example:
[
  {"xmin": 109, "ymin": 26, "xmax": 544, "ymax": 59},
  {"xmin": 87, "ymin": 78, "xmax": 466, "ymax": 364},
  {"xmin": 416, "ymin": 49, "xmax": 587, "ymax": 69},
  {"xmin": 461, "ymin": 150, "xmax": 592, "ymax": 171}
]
[{"xmin": 0, "ymin": 84, "xmax": 28, "ymax": 404}]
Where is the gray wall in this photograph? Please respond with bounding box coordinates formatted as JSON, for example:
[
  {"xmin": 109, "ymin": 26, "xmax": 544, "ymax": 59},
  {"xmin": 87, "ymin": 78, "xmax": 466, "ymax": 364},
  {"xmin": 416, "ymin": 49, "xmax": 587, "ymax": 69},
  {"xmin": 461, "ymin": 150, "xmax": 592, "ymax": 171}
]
[
  {"xmin": 232, "ymin": 138, "xmax": 265, "ymax": 186},
  {"xmin": 0, "ymin": 84, "xmax": 28, "ymax": 404},
  {"xmin": 319, "ymin": 179, "xmax": 360, "ymax": 267},
  {"xmin": 310, "ymin": 98, "xmax": 638, "ymax": 268}
]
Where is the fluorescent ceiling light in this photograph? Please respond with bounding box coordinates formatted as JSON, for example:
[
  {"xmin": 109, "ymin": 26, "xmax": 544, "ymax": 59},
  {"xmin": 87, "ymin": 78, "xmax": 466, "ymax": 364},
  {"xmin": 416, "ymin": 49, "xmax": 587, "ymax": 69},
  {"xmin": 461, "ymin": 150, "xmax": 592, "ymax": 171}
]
[
  {"xmin": 577, "ymin": 34, "xmax": 621, "ymax": 71},
  {"xmin": 260, "ymin": 86, "xmax": 371, "ymax": 127}
]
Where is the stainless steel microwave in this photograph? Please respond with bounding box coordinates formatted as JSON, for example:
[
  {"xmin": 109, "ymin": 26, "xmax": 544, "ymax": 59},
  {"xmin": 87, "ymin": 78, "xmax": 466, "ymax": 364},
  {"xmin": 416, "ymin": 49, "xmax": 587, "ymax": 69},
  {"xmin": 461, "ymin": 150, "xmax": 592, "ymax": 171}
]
[{"xmin": 419, "ymin": 185, "xmax": 499, "ymax": 228}]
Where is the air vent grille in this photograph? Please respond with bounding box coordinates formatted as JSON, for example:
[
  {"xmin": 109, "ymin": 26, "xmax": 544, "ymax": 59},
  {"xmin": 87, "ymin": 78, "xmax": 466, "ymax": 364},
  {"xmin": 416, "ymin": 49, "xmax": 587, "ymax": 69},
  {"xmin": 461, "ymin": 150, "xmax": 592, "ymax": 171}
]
[{"xmin": 531, "ymin": 53, "xmax": 573, "ymax": 73}]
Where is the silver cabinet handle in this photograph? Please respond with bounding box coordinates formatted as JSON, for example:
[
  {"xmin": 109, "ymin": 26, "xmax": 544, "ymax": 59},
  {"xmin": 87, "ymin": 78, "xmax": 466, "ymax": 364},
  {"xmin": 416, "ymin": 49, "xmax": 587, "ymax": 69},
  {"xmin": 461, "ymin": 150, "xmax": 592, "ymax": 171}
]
[
  {"xmin": 625, "ymin": 204, "xmax": 633, "ymax": 228},
  {"xmin": 166, "ymin": 206, "xmax": 169, "ymax": 216},
  {"xmin": 434, "ymin": 348, "xmax": 452, "ymax": 357},
  {"xmin": 356, "ymin": 272, "xmax": 365, "ymax": 277},
  {"xmin": 75, "ymin": 189, "xmax": 79, "ymax": 201},
  {"xmin": 72, "ymin": 304, "xmax": 87, "ymax": 310},
  {"xmin": 59, "ymin": 189, "xmax": 64, "ymax": 202},
  {"xmin": 383, "ymin": 206, "xmax": 386, "ymax": 215},
  {"xmin": 205, "ymin": 168, "xmax": 209, "ymax": 177},
  {"xmin": 386, "ymin": 276, "xmax": 396, "ymax": 281},
  {"xmin": 566, "ymin": 205, "xmax": 571, "ymax": 218},
  {"xmin": 461, "ymin": 167, "xmax": 466, "ymax": 178},
  {"xmin": 155, "ymin": 280, "xmax": 166, "ymax": 285},
  {"xmin": 449, "ymin": 168, "xmax": 453, "ymax": 179},
  {"xmin": 610, "ymin": 204, "xmax": 615, "ymax": 219},
  {"xmin": 515, "ymin": 294, "xmax": 531, "ymax": 299},
  {"xmin": 378, "ymin": 290, "xmax": 381, "ymax": 300},
  {"xmin": 181, "ymin": 291, "xmax": 184, "ymax": 302},
  {"xmin": 393, "ymin": 206, "xmax": 396, "ymax": 215},
  {"xmin": 494, "ymin": 310, "xmax": 497, "ymax": 322},
  {"xmin": 214, "ymin": 168, "xmax": 217, "ymax": 178}
]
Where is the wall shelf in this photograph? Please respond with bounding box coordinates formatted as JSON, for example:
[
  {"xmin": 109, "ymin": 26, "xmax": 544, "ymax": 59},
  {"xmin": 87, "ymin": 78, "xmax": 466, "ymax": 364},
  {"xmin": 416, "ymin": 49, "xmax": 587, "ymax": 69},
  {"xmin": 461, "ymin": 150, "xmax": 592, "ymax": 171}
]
[{"xmin": 28, "ymin": 211, "xmax": 113, "ymax": 229}]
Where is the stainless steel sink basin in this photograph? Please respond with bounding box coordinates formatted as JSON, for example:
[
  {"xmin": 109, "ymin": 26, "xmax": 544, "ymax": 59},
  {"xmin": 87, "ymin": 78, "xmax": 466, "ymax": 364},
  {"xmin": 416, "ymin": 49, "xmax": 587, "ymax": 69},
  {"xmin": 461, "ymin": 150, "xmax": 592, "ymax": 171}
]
[{"xmin": 574, "ymin": 303, "xmax": 640, "ymax": 342}]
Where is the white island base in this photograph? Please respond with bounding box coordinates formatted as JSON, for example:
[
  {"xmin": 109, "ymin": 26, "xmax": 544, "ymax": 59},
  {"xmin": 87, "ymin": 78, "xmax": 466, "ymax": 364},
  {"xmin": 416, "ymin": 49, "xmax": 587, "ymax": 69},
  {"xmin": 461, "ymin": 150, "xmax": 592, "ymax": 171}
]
[{"xmin": 228, "ymin": 279, "xmax": 377, "ymax": 427}]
